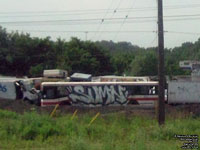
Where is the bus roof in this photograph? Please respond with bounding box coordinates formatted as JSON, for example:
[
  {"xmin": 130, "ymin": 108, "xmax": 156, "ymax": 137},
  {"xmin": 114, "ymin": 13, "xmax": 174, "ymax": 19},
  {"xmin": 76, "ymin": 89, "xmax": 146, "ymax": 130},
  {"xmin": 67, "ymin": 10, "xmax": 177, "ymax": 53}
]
[
  {"xmin": 99, "ymin": 76, "xmax": 150, "ymax": 79},
  {"xmin": 41, "ymin": 81, "xmax": 158, "ymax": 86}
]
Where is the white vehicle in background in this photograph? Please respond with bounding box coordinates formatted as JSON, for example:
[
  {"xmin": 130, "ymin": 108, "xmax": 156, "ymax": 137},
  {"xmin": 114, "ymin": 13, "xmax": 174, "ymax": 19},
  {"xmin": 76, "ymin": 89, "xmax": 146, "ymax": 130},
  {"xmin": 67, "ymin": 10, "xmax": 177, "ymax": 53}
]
[
  {"xmin": 17, "ymin": 79, "xmax": 41, "ymax": 105},
  {"xmin": 0, "ymin": 78, "xmax": 40, "ymax": 105},
  {"xmin": 43, "ymin": 69, "xmax": 68, "ymax": 78}
]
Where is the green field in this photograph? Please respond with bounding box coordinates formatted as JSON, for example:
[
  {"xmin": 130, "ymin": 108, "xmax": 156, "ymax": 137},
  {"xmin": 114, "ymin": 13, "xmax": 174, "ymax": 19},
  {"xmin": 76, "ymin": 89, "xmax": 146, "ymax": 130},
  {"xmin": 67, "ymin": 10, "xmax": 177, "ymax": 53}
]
[{"xmin": 0, "ymin": 109, "xmax": 199, "ymax": 150}]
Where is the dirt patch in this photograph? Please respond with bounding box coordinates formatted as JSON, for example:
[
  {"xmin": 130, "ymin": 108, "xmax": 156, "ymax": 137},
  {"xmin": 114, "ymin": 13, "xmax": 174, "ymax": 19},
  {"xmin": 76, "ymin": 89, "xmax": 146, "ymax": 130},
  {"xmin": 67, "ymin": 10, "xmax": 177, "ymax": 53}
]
[
  {"xmin": 0, "ymin": 99, "xmax": 40, "ymax": 113},
  {"xmin": 0, "ymin": 99, "xmax": 200, "ymax": 118},
  {"xmin": 0, "ymin": 99, "xmax": 156, "ymax": 117}
]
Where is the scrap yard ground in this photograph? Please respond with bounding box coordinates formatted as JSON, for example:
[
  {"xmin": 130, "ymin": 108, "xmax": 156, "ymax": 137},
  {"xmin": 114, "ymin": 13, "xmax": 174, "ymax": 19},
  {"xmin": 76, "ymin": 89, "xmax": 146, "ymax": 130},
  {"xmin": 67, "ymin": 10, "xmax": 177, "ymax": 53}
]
[{"xmin": 1, "ymin": 98, "xmax": 200, "ymax": 116}]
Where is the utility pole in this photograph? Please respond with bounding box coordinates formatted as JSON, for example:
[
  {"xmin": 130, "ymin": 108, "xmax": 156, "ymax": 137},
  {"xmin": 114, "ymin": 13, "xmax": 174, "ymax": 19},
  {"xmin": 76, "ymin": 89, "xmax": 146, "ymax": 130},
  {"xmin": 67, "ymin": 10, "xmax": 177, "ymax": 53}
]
[{"xmin": 157, "ymin": 0, "xmax": 165, "ymax": 125}]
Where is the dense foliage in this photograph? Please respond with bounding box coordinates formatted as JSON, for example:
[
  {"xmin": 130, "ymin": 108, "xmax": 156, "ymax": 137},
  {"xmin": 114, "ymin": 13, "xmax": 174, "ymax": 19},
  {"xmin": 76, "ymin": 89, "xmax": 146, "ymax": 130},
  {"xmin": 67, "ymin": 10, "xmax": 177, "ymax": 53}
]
[
  {"xmin": 0, "ymin": 109, "xmax": 199, "ymax": 150},
  {"xmin": 0, "ymin": 26, "xmax": 199, "ymax": 77}
]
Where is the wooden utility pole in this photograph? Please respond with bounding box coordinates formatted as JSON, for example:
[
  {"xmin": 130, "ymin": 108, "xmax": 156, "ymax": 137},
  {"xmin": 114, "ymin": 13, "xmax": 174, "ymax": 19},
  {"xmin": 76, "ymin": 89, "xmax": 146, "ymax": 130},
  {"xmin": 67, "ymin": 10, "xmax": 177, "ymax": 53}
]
[{"xmin": 157, "ymin": 0, "xmax": 165, "ymax": 125}]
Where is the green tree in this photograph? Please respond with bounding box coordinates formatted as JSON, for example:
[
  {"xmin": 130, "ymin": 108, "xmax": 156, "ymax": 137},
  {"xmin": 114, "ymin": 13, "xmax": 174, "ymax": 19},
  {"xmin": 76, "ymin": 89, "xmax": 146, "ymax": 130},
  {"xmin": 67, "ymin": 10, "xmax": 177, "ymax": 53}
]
[
  {"xmin": 111, "ymin": 52, "xmax": 134, "ymax": 75},
  {"xmin": 130, "ymin": 51, "xmax": 157, "ymax": 76},
  {"xmin": 29, "ymin": 64, "xmax": 44, "ymax": 77},
  {"xmin": 57, "ymin": 38, "xmax": 114, "ymax": 76}
]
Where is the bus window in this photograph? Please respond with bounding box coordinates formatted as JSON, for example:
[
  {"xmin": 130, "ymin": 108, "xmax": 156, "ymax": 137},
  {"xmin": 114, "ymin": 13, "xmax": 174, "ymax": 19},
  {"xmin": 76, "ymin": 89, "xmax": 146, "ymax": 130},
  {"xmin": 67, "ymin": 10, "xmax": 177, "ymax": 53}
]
[
  {"xmin": 43, "ymin": 87, "xmax": 56, "ymax": 99},
  {"xmin": 140, "ymin": 86, "xmax": 150, "ymax": 95},
  {"xmin": 149, "ymin": 86, "xmax": 155, "ymax": 95},
  {"xmin": 134, "ymin": 86, "xmax": 149, "ymax": 95},
  {"xmin": 56, "ymin": 86, "xmax": 68, "ymax": 98},
  {"xmin": 149, "ymin": 86, "xmax": 158, "ymax": 95},
  {"xmin": 133, "ymin": 85, "xmax": 158, "ymax": 95},
  {"xmin": 138, "ymin": 79, "xmax": 144, "ymax": 82}
]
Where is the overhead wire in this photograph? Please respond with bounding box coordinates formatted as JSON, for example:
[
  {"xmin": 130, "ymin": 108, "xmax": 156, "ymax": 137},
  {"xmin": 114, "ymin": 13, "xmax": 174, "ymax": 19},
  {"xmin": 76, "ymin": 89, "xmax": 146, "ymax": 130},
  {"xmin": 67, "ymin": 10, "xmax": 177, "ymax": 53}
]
[
  {"xmin": 8, "ymin": 29, "xmax": 155, "ymax": 33},
  {"xmin": 1, "ymin": 3, "xmax": 200, "ymax": 44},
  {"xmin": 2, "ymin": 18, "xmax": 200, "ymax": 28},
  {"xmin": 113, "ymin": 0, "xmax": 137, "ymax": 41},
  {"xmin": 148, "ymin": 31, "xmax": 158, "ymax": 47},
  {"xmin": 7, "ymin": 29, "xmax": 200, "ymax": 42},
  {"xmin": 1, "ymin": 3, "xmax": 200, "ymax": 15},
  {"xmin": 96, "ymin": 0, "xmax": 124, "ymax": 40},
  {"xmin": 1, "ymin": 14, "xmax": 200, "ymax": 26},
  {"xmin": 9, "ymin": 29, "xmax": 200, "ymax": 36},
  {"xmin": 91, "ymin": 0, "xmax": 115, "ymax": 40},
  {"xmin": 166, "ymin": 31, "xmax": 200, "ymax": 35},
  {"xmin": 0, "ymin": 20, "xmax": 157, "ymax": 27}
]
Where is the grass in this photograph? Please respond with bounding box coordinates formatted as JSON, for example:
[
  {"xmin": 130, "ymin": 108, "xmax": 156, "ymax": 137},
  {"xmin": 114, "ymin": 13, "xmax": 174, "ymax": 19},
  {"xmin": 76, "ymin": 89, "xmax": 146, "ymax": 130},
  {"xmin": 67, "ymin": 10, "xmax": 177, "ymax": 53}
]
[{"xmin": 0, "ymin": 109, "xmax": 199, "ymax": 150}]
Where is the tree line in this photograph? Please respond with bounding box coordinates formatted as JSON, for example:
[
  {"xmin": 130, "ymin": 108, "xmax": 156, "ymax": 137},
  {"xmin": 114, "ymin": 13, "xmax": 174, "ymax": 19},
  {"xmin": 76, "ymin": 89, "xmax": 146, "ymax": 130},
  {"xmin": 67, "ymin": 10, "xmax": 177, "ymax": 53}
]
[{"xmin": 0, "ymin": 26, "xmax": 198, "ymax": 77}]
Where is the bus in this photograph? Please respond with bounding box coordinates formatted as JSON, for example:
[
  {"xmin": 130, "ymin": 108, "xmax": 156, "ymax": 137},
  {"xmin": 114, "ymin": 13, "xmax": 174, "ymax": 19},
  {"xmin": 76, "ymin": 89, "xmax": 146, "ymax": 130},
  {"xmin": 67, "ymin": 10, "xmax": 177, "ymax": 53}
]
[{"xmin": 40, "ymin": 82, "xmax": 158, "ymax": 106}]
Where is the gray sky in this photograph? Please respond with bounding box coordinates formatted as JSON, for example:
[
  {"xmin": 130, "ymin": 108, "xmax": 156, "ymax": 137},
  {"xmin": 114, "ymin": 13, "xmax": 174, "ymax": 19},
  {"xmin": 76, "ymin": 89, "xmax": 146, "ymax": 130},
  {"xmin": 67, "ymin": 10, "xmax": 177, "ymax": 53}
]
[{"xmin": 0, "ymin": 0, "xmax": 200, "ymax": 48}]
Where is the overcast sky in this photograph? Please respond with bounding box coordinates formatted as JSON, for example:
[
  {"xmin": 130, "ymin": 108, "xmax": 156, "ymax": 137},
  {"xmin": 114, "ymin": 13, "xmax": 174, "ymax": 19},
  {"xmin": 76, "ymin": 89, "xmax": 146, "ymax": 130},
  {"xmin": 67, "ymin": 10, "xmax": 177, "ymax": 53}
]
[{"xmin": 0, "ymin": 0, "xmax": 200, "ymax": 48}]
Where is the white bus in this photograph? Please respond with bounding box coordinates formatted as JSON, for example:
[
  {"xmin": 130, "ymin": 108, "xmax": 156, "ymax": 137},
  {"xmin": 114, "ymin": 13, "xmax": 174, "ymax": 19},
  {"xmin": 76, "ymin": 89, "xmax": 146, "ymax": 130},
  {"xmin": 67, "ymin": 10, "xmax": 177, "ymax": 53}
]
[{"xmin": 40, "ymin": 82, "xmax": 158, "ymax": 106}]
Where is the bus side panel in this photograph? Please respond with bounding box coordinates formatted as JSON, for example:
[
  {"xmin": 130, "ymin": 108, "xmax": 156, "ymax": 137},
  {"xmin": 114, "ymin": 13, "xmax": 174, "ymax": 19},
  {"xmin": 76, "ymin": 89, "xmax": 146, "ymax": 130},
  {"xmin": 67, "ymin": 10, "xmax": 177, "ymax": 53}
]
[{"xmin": 69, "ymin": 84, "xmax": 129, "ymax": 105}]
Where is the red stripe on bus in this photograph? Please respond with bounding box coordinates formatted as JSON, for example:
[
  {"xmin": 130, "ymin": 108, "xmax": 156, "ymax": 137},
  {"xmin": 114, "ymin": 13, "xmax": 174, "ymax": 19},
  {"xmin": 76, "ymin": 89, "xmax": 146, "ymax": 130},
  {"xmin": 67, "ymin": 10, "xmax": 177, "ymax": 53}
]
[
  {"xmin": 128, "ymin": 97, "xmax": 158, "ymax": 101},
  {"xmin": 42, "ymin": 100, "xmax": 70, "ymax": 106}
]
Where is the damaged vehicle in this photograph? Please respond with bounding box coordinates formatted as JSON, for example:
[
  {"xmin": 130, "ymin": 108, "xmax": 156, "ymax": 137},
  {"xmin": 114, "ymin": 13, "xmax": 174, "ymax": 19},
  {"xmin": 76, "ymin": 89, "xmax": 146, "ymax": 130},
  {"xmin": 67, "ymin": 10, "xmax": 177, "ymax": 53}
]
[{"xmin": 0, "ymin": 78, "xmax": 40, "ymax": 105}]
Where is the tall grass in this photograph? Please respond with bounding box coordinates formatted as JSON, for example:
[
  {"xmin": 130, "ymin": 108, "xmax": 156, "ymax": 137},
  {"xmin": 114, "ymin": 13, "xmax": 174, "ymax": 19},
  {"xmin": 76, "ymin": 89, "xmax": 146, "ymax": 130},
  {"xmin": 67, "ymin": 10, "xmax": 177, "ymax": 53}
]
[{"xmin": 0, "ymin": 109, "xmax": 199, "ymax": 150}]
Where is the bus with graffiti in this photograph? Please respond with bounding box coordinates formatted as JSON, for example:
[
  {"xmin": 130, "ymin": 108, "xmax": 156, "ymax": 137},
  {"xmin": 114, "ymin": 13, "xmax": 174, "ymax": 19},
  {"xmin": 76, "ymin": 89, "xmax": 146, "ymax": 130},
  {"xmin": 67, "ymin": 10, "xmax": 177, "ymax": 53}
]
[{"xmin": 40, "ymin": 82, "xmax": 158, "ymax": 106}]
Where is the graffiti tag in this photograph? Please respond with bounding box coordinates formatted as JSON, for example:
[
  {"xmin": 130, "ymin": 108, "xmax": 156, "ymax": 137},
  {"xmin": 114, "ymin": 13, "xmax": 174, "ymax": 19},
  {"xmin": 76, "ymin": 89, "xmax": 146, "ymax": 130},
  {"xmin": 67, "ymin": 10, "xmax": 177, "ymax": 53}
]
[
  {"xmin": 67, "ymin": 85, "xmax": 129, "ymax": 105},
  {"xmin": 0, "ymin": 84, "xmax": 7, "ymax": 93}
]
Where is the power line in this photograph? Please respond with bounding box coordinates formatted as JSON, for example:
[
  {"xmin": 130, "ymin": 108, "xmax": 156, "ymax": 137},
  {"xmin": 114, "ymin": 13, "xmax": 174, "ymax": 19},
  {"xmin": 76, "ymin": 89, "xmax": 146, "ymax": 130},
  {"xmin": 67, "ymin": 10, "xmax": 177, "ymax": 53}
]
[
  {"xmin": 116, "ymin": 0, "xmax": 124, "ymax": 10},
  {"xmin": 9, "ymin": 29, "xmax": 200, "ymax": 36},
  {"xmin": 8, "ymin": 29, "xmax": 156, "ymax": 33},
  {"xmin": 0, "ymin": 20, "xmax": 157, "ymax": 27},
  {"xmin": 1, "ymin": 15, "xmax": 200, "ymax": 28},
  {"xmin": 1, "ymin": 14, "xmax": 200, "ymax": 24},
  {"xmin": 1, "ymin": 4, "xmax": 200, "ymax": 15},
  {"xmin": 92, "ymin": 0, "xmax": 115, "ymax": 39},
  {"xmin": 164, "ymin": 13, "xmax": 200, "ymax": 18},
  {"xmin": 96, "ymin": 0, "xmax": 124, "ymax": 40},
  {"xmin": 113, "ymin": 0, "xmax": 137, "ymax": 41},
  {"xmin": 0, "ymin": 17, "xmax": 154, "ymax": 24},
  {"xmin": 168, "ymin": 17, "xmax": 200, "ymax": 20},
  {"xmin": 149, "ymin": 33, "xmax": 158, "ymax": 47},
  {"xmin": 2, "ymin": 18, "xmax": 200, "ymax": 27},
  {"xmin": 166, "ymin": 31, "xmax": 200, "ymax": 35}
]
